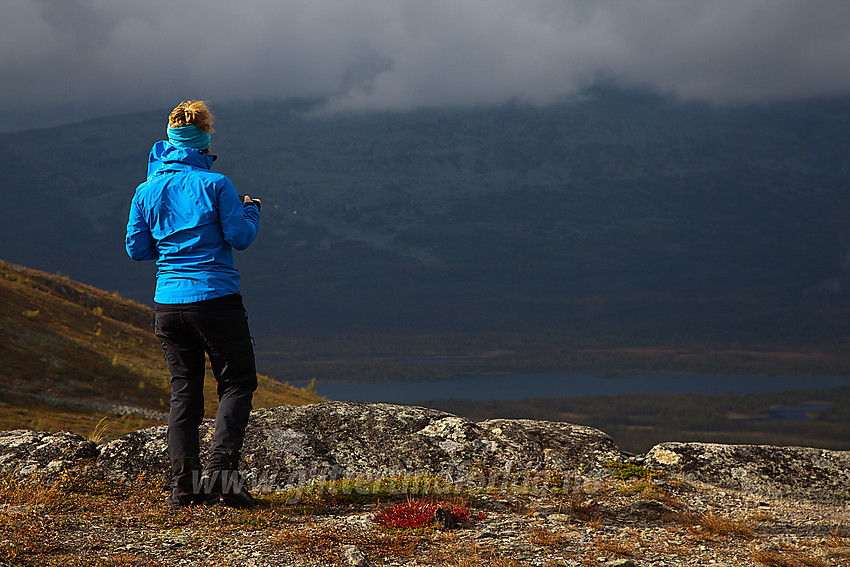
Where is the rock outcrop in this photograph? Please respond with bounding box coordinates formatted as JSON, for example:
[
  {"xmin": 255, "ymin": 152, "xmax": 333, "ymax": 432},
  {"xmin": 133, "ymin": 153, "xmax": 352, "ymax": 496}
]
[
  {"xmin": 0, "ymin": 429, "xmax": 97, "ymax": 478},
  {"xmin": 96, "ymin": 402, "xmax": 621, "ymax": 488},
  {"xmin": 644, "ymin": 441, "xmax": 850, "ymax": 503},
  {"xmin": 3, "ymin": 402, "xmax": 850, "ymax": 504}
]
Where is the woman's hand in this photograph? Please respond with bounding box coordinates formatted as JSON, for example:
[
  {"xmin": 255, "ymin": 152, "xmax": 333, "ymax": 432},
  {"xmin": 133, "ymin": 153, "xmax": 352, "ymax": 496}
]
[{"xmin": 243, "ymin": 195, "xmax": 261, "ymax": 210}]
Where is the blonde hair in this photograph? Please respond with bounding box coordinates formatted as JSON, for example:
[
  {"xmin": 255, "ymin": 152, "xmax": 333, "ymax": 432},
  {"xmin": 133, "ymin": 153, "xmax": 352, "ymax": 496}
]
[{"xmin": 168, "ymin": 100, "xmax": 215, "ymax": 133}]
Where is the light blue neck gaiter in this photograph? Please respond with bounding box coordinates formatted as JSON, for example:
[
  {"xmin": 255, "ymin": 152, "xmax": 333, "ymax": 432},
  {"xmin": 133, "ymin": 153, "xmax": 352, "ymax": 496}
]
[{"xmin": 167, "ymin": 125, "xmax": 211, "ymax": 150}]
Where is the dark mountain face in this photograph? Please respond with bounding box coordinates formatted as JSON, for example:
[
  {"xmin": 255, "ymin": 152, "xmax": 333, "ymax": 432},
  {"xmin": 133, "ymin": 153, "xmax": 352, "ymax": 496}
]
[{"xmin": 2, "ymin": 89, "xmax": 849, "ymax": 346}]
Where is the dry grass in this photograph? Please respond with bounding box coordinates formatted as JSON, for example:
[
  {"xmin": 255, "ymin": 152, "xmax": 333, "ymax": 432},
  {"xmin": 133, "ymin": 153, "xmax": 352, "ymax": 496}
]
[
  {"xmin": 750, "ymin": 510, "xmax": 775, "ymax": 523},
  {"xmin": 272, "ymin": 524, "xmax": 344, "ymax": 563},
  {"xmin": 426, "ymin": 534, "xmax": 529, "ymax": 567},
  {"xmin": 0, "ymin": 470, "xmax": 161, "ymax": 566},
  {"xmin": 676, "ymin": 509, "xmax": 755, "ymax": 540},
  {"xmin": 361, "ymin": 530, "xmax": 426, "ymax": 559},
  {"xmin": 528, "ymin": 524, "xmax": 570, "ymax": 547},
  {"xmin": 647, "ymin": 488, "xmax": 687, "ymax": 512},
  {"xmin": 87, "ymin": 416, "xmax": 110, "ymax": 443},
  {"xmin": 564, "ymin": 493, "xmax": 602, "ymax": 524},
  {"xmin": 825, "ymin": 532, "xmax": 846, "ymax": 545},
  {"xmin": 750, "ymin": 545, "xmax": 830, "ymax": 567},
  {"xmin": 594, "ymin": 534, "xmax": 636, "ymax": 558}
]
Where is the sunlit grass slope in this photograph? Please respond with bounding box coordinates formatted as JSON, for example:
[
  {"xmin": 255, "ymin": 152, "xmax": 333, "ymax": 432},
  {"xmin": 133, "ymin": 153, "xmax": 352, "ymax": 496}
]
[{"xmin": 0, "ymin": 259, "xmax": 323, "ymax": 439}]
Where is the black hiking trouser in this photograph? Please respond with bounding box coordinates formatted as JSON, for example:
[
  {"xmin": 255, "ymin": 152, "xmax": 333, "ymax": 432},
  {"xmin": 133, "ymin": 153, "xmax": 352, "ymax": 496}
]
[{"xmin": 154, "ymin": 293, "xmax": 257, "ymax": 495}]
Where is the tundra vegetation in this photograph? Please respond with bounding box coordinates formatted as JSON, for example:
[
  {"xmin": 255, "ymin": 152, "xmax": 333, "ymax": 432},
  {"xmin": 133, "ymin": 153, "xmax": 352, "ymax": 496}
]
[{"xmin": 1, "ymin": 462, "xmax": 848, "ymax": 566}]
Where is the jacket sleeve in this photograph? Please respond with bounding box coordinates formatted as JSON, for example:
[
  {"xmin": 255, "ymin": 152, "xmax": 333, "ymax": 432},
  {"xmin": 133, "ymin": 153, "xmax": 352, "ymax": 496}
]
[
  {"xmin": 217, "ymin": 179, "xmax": 259, "ymax": 251},
  {"xmin": 125, "ymin": 198, "xmax": 159, "ymax": 261}
]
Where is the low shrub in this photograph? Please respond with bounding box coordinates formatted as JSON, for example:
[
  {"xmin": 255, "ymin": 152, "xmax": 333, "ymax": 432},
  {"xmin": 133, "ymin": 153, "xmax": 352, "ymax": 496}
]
[{"xmin": 372, "ymin": 499, "xmax": 486, "ymax": 531}]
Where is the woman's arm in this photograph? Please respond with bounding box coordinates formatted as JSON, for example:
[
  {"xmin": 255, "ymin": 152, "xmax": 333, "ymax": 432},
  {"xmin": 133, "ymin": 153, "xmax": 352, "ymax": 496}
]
[
  {"xmin": 125, "ymin": 198, "xmax": 159, "ymax": 261},
  {"xmin": 217, "ymin": 179, "xmax": 259, "ymax": 251}
]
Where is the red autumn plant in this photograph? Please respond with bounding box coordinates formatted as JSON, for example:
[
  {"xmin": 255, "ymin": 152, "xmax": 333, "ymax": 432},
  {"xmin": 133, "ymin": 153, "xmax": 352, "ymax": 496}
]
[{"xmin": 372, "ymin": 499, "xmax": 487, "ymax": 530}]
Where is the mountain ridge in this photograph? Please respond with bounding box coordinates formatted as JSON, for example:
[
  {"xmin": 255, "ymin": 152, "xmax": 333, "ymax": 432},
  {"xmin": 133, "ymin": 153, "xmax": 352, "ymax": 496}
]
[{"xmin": 1, "ymin": 89, "xmax": 849, "ymax": 380}]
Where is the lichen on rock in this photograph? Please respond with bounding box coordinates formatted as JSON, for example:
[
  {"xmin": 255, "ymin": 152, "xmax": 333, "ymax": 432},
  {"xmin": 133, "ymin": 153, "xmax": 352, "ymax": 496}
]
[
  {"xmin": 5, "ymin": 402, "xmax": 850, "ymax": 506},
  {"xmin": 644, "ymin": 441, "xmax": 850, "ymax": 503},
  {"xmin": 91, "ymin": 402, "xmax": 620, "ymax": 489},
  {"xmin": 0, "ymin": 429, "xmax": 97, "ymax": 478}
]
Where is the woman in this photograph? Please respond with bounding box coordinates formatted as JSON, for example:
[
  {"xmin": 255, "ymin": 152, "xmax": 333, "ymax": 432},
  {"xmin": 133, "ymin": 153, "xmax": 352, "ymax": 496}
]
[{"xmin": 126, "ymin": 100, "xmax": 261, "ymax": 508}]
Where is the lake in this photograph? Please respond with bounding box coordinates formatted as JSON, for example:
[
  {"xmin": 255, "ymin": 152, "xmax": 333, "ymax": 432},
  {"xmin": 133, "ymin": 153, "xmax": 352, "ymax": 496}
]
[{"xmin": 292, "ymin": 371, "xmax": 850, "ymax": 405}]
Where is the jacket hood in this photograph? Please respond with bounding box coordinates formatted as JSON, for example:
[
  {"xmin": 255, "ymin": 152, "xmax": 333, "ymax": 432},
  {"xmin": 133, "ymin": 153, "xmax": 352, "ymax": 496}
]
[{"xmin": 147, "ymin": 140, "xmax": 215, "ymax": 179}]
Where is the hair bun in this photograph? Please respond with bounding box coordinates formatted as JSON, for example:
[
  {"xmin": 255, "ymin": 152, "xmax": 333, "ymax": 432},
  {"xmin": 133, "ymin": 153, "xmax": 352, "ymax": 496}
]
[{"xmin": 168, "ymin": 100, "xmax": 215, "ymax": 133}]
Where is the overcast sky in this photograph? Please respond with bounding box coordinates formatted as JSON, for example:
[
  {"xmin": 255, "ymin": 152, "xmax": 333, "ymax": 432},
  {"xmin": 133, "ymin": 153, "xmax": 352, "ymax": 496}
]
[{"xmin": 2, "ymin": 0, "xmax": 849, "ymax": 133}]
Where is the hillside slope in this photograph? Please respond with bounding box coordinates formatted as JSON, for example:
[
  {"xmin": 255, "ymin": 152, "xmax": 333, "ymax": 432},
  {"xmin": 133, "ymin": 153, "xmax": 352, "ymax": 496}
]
[{"xmin": 0, "ymin": 259, "xmax": 323, "ymax": 438}]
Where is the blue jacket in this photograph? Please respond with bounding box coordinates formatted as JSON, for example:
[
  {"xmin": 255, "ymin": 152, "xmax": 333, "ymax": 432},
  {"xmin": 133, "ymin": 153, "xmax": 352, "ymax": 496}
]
[{"xmin": 126, "ymin": 141, "xmax": 259, "ymax": 304}]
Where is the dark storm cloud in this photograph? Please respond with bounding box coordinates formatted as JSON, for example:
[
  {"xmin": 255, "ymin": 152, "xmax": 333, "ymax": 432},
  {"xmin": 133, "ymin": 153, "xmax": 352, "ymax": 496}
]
[{"xmin": 1, "ymin": 0, "xmax": 849, "ymax": 131}]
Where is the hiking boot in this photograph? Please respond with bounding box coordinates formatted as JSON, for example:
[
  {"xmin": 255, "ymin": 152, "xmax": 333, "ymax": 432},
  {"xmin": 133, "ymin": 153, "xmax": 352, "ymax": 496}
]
[
  {"xmin": 166, "ymin": 488, "xmax": 220, "ymax": 509},
  {"xmin": 166, "ymin": 490, "xmax": 191, "ymax": 509},
  {"xmin": 198, "ymin": 470, "xmax": 255, "ymax": 509},
  {"xmin": 222, "ymin": 484, "xmax": 255, "ymax": 509}
]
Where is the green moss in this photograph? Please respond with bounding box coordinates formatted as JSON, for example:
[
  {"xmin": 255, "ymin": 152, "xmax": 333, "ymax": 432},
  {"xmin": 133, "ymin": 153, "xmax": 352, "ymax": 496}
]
[{"xmin": 604, "ymin": 460, "xmax": 663, "ymax": 481}]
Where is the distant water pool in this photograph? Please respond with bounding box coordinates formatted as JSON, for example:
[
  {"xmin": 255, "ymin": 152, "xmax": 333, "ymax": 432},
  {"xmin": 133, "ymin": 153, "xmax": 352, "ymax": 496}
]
[
  {"xmin": 291, "ymin": 371, "xmax": 850, "ymax": 405},
  {"xmin": 760, "ymin": 403, "xmax": 831, "ymax": 422}
]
